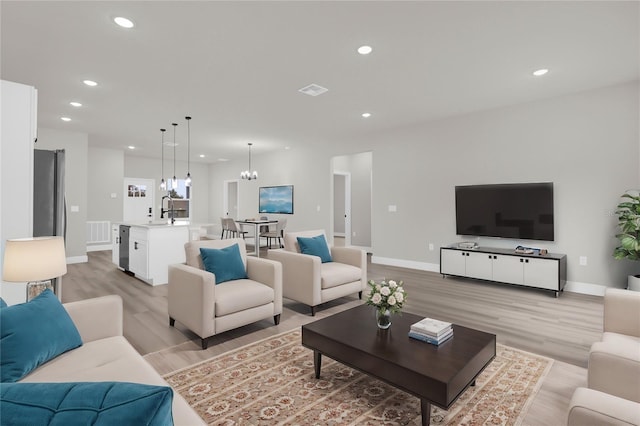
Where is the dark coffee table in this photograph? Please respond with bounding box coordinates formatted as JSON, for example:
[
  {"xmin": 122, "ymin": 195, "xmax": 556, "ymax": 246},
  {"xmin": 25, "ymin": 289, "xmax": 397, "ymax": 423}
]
[{"xmin": 301, "ymin": 304, "xmax": 496, "ymax": 426}]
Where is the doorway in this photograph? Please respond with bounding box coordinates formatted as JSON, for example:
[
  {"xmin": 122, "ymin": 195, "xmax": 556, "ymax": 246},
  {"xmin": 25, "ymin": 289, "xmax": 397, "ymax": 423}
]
[
  {"xmin": 223, "ymin": 180, "xmax": 239, "ymax": 219},
  {"xmin": 123, "ymin": 178, "xmax": 155, "ymax": 222},
  {"xmin": 333, "ymin": 172, "xmax": 351, "ymax": 246}
]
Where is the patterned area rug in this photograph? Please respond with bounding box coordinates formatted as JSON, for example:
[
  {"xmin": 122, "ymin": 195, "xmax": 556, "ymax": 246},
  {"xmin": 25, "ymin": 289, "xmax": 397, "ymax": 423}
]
[{"xmin": 164, "ymin": 329, "xmax": 552, "ymax": 425}]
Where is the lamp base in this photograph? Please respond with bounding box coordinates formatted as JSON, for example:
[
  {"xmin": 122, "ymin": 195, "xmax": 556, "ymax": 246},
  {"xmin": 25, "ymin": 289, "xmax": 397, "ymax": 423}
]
[{"xmin": 26, "ymin": 280, "xmax": 54, "ymax": 302}]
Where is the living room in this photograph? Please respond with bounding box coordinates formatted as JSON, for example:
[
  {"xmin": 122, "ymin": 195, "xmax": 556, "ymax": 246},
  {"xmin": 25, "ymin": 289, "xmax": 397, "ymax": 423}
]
[{"xmin": 1, "ymin": 1, "xmax": 639, "ymax": 425}]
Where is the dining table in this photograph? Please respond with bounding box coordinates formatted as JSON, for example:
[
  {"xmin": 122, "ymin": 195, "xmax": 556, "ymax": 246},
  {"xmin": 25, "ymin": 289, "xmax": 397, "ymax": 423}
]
[{"xmin": 236, "ymin": 219, "xmax": 277, "ymax": 257}]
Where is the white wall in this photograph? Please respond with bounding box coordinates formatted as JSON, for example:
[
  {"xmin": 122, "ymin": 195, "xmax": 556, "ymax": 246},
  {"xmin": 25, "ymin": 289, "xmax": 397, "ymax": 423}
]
[
  {"xmin": 370, "ymin": 82, "xmax": 638, "ymax": 291},
  {"xmin": 205, "ymin": 82, "xmax": 638, "ymax": 293},
  {"xmin": 0, "ymin": 80, "xmax": 37, "ymax": 304}
]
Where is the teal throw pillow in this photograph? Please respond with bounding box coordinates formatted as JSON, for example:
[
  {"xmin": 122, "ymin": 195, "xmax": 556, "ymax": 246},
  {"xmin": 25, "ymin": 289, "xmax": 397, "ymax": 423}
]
[
  {"xmin": 0, "ymin": 381, "xmax": 173, "ymax": 425},
  {"xmin": 0, "ymin": 298, "xmax": 6, "ymax": 308},
  {"xmin": 200, "ymin": 244, "xmax": 248, "ymax": 284},
  {"xmin": 297, "ymin": 234, "xmax": 333, "ymax": 263},
  {"xmin": 0, "ymin": 289, "xmax": 82, "ymax": 382}
]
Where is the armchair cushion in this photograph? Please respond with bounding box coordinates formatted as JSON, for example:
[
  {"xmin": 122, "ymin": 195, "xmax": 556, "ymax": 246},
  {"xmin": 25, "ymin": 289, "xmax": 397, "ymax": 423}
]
[
  {"xmin": 321, "ymin": 262, "xmax": 363, "ymax": 289},
  {"xmin": 0, "ymin": 290, "xmax": 82, "ymax": 383},
  {"xmin": 200, "ymin": 244, "xmax": 248, "ymax": 284},
  {"xmin": 297, "ymin": 234, "xmax": 332, "ymax": 263},
  {"xmin": 215, "ymin": 279, "xmax": 275, "ymax": 317}
]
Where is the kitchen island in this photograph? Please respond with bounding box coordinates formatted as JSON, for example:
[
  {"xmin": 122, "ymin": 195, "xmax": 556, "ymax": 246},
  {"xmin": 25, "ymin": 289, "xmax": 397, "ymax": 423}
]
[{"xmin": 112, "ymin": 222, "xmax": 190, "ymax": 286}]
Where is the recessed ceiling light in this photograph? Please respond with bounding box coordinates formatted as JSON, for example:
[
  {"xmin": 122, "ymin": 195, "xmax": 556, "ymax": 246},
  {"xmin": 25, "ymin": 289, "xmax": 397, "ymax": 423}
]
[
  {"xmin": 284, "ymin": 146, "xmax": 290, "ymax": 150},
  {"xmin": 362, "ymin": 112, "xmax": 371, "ymax": 118},
  {"xmin": 70, "ymin": 101, "xmax": 82, "ymax": 107},
  {"xmin": 533, "ymin": 69, "xmax": 549, "ymax": 77},
  {"xmin": 357, "ymin": 45, "xmax": 373, "ymax": 55},
  {"xmin": 128, "ymin": 146, "xmax": 135, "ymax": 150},
  {"xmin": 218, "ymin": 158, "xmax": 229, "ymax": 162},
  {"xmin": 83, "ymin": 80, "xmax": 98, "ymax": 87},
  {"xmin": 199, "ymin": 154, "xmax": 205, "ymax": 158},
  {"xmin": 114, "ymin": 17, "xmax": 134, "ymax": 28},
  {"xmin": 61, "ymin": 117, "xmax": 71, "ymax": 122}
]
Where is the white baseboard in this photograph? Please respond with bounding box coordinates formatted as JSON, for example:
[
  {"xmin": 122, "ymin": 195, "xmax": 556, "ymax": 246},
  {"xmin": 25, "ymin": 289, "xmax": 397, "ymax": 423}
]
[
  {"xmin": 87, "ymin": 244, "xmax": 111, "ymax": 252},
  {"xmin": 371, "ymin": 256, "xmax": 607, "ymax": 296},
  {"xmin": 564, "ymin": 281, "xmax": 607, "ymax": 296},
  {"xmin": 66, "ymin": 255, "xmax": 88, "ymax": 264},
  {"xmin": 371, "ymin": 256, "xmax": 440, "ymax": 273}
]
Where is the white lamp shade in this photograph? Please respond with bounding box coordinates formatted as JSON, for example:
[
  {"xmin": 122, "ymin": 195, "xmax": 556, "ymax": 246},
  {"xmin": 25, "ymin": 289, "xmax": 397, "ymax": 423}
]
[{"xmin": 3, "ymin": 237, "xmax": 67, "ymax": 282}]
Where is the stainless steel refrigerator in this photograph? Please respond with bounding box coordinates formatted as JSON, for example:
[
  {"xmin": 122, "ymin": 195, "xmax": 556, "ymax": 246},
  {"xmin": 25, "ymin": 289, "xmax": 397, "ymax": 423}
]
[
  {"xmin": 33, "ymin": 149, "xmax": 66, "ymax": 238},
  {"xmin": 33, "ymin": 149, "xmax": 66, "ymax": 297}
]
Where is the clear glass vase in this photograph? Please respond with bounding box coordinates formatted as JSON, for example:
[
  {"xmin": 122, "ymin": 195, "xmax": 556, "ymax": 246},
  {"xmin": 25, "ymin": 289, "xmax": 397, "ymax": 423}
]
[{"xmin": 376, "ymin": 309, "xmax": 392, "ymax": 329}]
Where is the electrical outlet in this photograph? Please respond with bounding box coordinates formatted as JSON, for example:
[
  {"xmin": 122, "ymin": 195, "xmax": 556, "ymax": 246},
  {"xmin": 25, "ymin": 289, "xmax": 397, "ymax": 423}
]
[
  {"xmin": 428, "ymin": 243, "xmax": 434, "ymax": 251},
  {"xmin": 352, "ymin": 231, "xmax": 356, "ymax": 237},
  {"xmin": 388, "ymin": 205, "xmax": 397, "ymax": 212},
  {"xmin": 579, "ymin": 256, "xmax": 587, "ymax": 266}
]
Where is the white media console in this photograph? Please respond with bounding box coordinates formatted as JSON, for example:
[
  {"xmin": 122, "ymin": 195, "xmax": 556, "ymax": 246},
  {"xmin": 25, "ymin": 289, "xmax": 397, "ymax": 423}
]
[{"xmin": 440, "ymin": 245, "xmax": 567, "ymax": 297}]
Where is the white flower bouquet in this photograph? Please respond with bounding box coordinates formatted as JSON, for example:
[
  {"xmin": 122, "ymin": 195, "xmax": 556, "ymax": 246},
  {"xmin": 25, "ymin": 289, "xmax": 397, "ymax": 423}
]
[{"xmin": 365, "ymin": 279, "xmax": 406, "ymax": 315}]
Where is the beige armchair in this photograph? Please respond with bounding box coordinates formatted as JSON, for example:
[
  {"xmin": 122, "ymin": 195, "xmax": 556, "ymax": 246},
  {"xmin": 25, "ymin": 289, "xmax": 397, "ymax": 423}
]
[
  {"xmin": 268, "ymin": 230, "xmax": 366, "ymax": 316},
  {"xmin": 567, "ymin": 288, "xmax": 640, "ymax": 425},
  {"xmin": 168, "ymin": 238, "xmax": 282, "ymax": 349}
]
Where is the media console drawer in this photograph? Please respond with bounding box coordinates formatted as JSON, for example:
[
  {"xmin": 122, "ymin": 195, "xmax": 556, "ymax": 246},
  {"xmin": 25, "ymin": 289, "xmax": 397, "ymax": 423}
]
[{"xmin": 440, "ymin": 246, "xmax": 567, "ymax": 297}]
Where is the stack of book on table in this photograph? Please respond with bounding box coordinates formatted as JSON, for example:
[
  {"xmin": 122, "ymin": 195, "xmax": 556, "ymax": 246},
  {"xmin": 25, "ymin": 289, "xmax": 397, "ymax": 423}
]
[{"xmin": 408, "ymin": 317, "xmax": 453, "ymax": 345}]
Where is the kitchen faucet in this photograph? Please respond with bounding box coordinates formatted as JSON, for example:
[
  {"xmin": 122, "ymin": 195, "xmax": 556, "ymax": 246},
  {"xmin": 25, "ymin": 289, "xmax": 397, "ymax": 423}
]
[{"xmin": 160, "ymin": 195, "xmax": 175, "ymax": 224}]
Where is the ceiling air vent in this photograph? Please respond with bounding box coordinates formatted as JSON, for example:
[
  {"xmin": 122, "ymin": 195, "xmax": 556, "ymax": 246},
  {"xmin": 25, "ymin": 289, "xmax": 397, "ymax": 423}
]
[{"xmin": 298, "ymin": 83, "xmax": 328, "ymax": 97}]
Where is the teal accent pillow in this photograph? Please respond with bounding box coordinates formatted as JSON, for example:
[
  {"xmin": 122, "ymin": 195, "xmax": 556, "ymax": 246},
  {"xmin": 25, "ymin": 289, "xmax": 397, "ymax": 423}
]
[
  {"xmin": 1, "ymin": 289, "xmax": 82, "ymax": 382},
  {"xmin": 0, "ymin": 381, "xmax": 174, "ymax": 425},
  {"xmin": 200, "ymin": 244, "xmax": 248, "ymax": 284},
  {"xmin": 297, "ymin": 234, "xmax": 333, "ymax": 263},
  {"xmin": 0, "ymin": 298, "xmax": 6, "ymax": 308}
]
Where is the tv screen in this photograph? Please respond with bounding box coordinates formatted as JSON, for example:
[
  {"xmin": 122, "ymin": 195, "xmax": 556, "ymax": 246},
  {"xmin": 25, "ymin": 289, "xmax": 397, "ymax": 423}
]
[
  {"xmin": 455, "ymin": 182, "xmax": 554, "ymax": 241},
  {"xmin": 259, "ymin": 185, "xmax": 294, "ymax": 215}
]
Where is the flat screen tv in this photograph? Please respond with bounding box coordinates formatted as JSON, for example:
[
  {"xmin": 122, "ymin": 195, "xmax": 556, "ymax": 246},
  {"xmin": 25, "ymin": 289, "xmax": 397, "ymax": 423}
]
[
  {"xmin": 455, "ymin": 182, "xmax": 554, "ymax": 241},
  {"xmin": 259, "ymin": 185, "xmax": 294, "ymax": 215}
]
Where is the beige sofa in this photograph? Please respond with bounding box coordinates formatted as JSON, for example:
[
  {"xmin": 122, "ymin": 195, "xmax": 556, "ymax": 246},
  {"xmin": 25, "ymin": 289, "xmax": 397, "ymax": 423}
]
[
  {"xmin": 567, "ymin": 288, "xmax": 640, "ymax": 426},
  {"xmin": 168, "ymin": 238, "xmax": 282, "ymax": 349},
  {"xmin": 268, "ymin": 229, "xmax": 366, "ymax": 315},
  {"xmin": 19, "ymin": 294, "xmax": 204, "ymax": 426}
]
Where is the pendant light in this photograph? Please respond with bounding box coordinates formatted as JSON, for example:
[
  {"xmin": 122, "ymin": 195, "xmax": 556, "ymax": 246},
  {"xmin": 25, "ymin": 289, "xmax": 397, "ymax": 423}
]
[
  {"xmin": 185, "ymin": 116, "xmax": 192, "ymax": 187},
  {"xmin": 171, "ymin": 123, "xmax": 178, "ymax": 190},
  {"xmin": 159, "ymin": 128, "xmax": 167, "ymax": 190},
  {"xmin": 240, "ymin": 142, "xmax": 258, "ymax": 180}
]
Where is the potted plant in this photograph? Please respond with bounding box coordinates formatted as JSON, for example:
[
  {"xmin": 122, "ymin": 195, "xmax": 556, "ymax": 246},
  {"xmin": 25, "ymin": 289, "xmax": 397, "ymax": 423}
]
[{"xmin": 613, "ymin": 190, "xmax": 640, "ymax": 291}]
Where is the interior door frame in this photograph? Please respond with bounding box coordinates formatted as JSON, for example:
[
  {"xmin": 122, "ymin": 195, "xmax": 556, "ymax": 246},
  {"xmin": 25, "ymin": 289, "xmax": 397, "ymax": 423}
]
[
  {"xmin": 333, "ymin": 171, "xmax": 351, "ymax": 246},
  {"xmin": 223, "ymin": 179, "xmax": 240, "ymax": 219}
]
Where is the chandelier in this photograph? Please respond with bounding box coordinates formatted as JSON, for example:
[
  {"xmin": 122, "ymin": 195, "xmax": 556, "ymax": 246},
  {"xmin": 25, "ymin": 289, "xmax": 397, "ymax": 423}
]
[{"xmin": 240, "ymin": 142, "xmax": 258, "ymax": 180}]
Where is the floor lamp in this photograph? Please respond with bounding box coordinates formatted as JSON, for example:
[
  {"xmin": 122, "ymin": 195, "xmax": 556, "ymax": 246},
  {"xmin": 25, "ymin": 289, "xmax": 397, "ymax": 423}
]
[{"xmin": 3, "ymin": 236, "xmax": 67, "ymax": 301}]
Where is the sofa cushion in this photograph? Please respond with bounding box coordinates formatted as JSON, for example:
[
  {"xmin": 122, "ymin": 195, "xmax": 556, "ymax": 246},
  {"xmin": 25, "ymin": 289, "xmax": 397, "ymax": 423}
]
[
  {"xmin": 1, "ymin": 289, "xmax": 82, "ymax": 383},
  {"xmin": 200, "ymin": 244, "xmax": 248, "ymax": 284},
  {"xmin": 320, "ymin": 262, "xmax": 362, "ymax": 289},
  {"xmin": 215, "ymin": 279, "xmax": 274, "ymax": 316},
  {"xmin": 0, "ymin": 381, "xmax": 173, "ymax": 425},
  {"xmin": 297, "ymin": 234, "xmax": 332, "ymax": 263}
]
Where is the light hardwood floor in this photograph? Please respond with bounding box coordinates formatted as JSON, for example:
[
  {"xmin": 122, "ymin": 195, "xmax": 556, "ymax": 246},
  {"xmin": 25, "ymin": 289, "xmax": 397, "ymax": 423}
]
[{"xmin": 63, "ymin": 250, "xmax": 602, "ymax": 425}]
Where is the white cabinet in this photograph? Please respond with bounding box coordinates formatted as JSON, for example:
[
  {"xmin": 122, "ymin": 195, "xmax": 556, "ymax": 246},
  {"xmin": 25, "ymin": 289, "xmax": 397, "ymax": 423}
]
[
  {"xmin": 129, "ymin": 228, "xmax": 149, "ymax": 279},
  {"xmin": 441, "ymin": 250, "xmax": 493, "ymax": 281},
  {"xmin": 115, "ymin": 224, "xmax": 189, "ymax": 286},
  {"xmin": 111, "ymin": 225, "xmax": 120, "ymax": 265},
  {"xmin": 440, "ymin": 246, "xmax": 566, "ymax": 296}
]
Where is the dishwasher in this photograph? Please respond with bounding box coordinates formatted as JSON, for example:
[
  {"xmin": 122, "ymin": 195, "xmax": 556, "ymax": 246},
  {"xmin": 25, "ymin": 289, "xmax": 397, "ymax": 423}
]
[{"xmin": 119, "ymin": 225, "xmax": 130, "ymax": 271}]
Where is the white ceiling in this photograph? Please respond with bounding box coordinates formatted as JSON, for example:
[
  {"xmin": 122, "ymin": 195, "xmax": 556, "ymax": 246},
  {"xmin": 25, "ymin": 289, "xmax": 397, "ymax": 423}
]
[{"xmin": 2, "ymin": 1, "xmax": 638, "ymax": 163}]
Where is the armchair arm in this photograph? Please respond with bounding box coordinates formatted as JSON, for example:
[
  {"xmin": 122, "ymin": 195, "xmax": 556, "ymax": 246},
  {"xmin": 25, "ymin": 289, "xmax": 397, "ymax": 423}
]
[
  {"xmin": 604, "ymin": 288, "xmax": 640, "ymax": 337},
  {"xmin": 63, "ymin": 295, "xmax": 123, "ymax": 343},
  {"xmin": 168, "ymin": 263, "xmax": 216, "ymax": 339},
  {"xmin": 268, "ymin": 249, "xmax": 322, "ymax": 307},
  {"xmin": 568, "ymin": 387, "xmax": 640, "ymax": 426},
  {"xmin": 246, "ymin": 257, "xmax": 283, "ymax": 315},
  {"xmin": 588, "ymin": 340, "xmax": 640, "ymax": 403}
]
